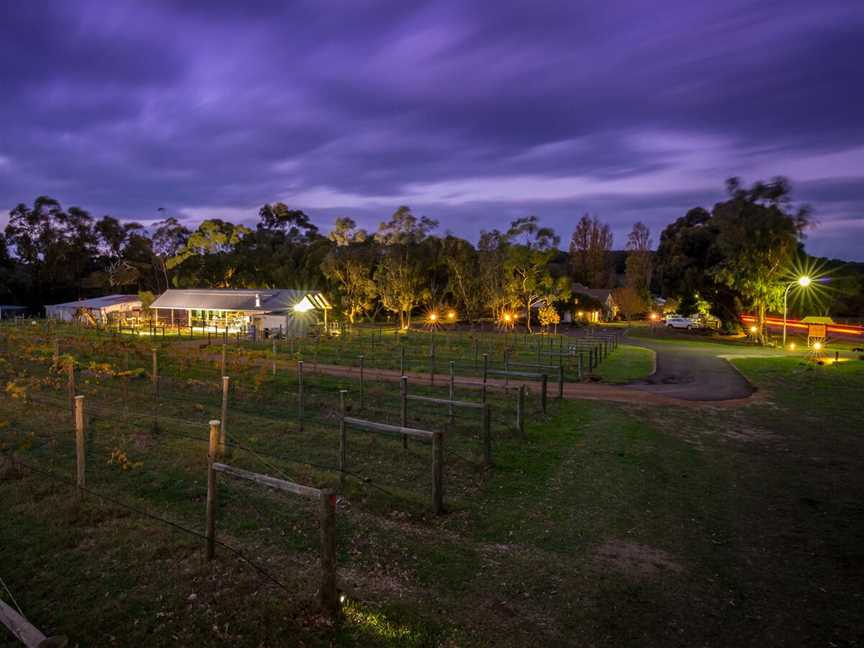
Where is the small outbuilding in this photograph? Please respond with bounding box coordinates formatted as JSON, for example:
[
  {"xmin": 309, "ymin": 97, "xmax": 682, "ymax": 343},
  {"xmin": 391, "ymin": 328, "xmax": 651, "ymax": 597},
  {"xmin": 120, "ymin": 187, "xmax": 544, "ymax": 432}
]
[
  {"xmin": 0, "ymin": 305, "xmax": 28, "ymax": 320},
  {"xmin": 44, "ymin": 294, "xmax": 142, "ymax": 325},
  {"xmin": 149, "ymin": 288, "xmax": 332, "ymax": 336}
]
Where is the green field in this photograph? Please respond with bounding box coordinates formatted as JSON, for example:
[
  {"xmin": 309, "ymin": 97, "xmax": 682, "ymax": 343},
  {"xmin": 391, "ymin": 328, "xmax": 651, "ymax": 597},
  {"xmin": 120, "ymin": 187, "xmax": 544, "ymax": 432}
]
[
  {"xmin": 1, "ymin": 324, "xmax": 863, "ymax": 646},
  {"xmin": 590, "ymin": 344, "xmax": 655, "ymax": 383}
]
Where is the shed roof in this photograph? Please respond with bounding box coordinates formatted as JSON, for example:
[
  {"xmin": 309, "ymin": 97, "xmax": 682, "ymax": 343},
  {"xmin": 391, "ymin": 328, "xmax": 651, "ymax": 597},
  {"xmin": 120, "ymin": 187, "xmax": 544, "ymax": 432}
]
[
  {"xmin": 572, "ymin": 283, "xmax": 614, "ymax": 303},
  {"xmin": 45, "ymin": 294, "xmax": 142, "ymax": 310},
  {"xmin": 150, "ymin": 289, "xmax": 331, "ymax": 312}
]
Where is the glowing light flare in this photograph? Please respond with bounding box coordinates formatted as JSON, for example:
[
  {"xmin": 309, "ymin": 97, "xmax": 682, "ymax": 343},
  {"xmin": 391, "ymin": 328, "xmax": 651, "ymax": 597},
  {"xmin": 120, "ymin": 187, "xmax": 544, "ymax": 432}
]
[
  {"xmin": 813, "ymin": 341, "xmax": 822, "ymax": 351},
  {"xmin": 292, "ymin": 296, "xmax": 315, "ymax": 313},
  {"xmin": 798, "ymin": 276, "xmax": 812, "ymax": 287},
  {"xmin": 788, "ymin": 343, "xmax": 796, "ymax": 350},
  {"xmin": 649, "ymin": 313, "xmax": 658, "ymax": 321},
  {"xmin": 428, "ymin": 312, "xmax": 438, "ymax": 322},
  {"xmin": 447, "ymin": 310, "xmax": 456, "ymax": 321},
  {"xmin": 749, "ymin": 325, "xmax": 758, "ymax": 334}
]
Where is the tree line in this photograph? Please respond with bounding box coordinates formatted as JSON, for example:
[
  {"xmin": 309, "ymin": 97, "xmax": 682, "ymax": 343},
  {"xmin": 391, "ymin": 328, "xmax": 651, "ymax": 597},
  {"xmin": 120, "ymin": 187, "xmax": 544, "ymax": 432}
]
[{"xmin": 1, "ymin": 178, "xmax": 861, "ymax": 333}]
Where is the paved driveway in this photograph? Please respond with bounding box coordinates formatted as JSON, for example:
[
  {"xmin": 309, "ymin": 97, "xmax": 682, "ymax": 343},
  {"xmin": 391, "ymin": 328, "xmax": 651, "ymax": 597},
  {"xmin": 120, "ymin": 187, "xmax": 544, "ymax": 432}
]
[{"xmin": 624, "ymin": 335, "xmax": 767, "ymax": 401}]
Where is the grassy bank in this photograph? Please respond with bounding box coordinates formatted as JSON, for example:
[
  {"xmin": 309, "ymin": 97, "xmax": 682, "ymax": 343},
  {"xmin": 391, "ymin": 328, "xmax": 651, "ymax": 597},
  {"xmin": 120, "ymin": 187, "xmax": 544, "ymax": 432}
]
[{"xmin": 2, "ymin": 335, "xmax": 863, "ymax": 646}]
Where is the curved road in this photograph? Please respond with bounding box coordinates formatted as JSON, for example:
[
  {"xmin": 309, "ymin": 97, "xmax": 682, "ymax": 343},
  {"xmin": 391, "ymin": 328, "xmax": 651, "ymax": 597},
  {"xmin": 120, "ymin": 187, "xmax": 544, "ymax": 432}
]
[{"xmin": 623, "ymin": 334, "xmax": 764, "ymax": 401}]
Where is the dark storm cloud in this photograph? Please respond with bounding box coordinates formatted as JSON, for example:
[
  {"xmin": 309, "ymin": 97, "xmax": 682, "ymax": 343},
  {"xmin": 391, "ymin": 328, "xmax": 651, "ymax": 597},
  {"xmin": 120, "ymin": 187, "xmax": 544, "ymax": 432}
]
[{"xmin": 1, "ymin": 0, "xmax": 863, "ymax": 258}]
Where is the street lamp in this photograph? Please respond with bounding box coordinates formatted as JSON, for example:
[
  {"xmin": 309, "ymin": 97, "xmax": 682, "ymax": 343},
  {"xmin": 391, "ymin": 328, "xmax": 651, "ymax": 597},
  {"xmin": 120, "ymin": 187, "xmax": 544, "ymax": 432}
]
[{"xmin": 783, "ymin": 276, "xmax": 812, "ymax": 348}]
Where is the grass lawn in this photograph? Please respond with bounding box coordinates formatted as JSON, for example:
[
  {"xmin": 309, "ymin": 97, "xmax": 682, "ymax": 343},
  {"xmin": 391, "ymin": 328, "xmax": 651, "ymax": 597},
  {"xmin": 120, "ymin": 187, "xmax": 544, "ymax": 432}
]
[
  {"xmin": 591, "ymin": 344, "xmax": 655, "ymax": 383},
  {"xmin": 2, "ymin": 332, "xmax": 863, "ymax": 646}
]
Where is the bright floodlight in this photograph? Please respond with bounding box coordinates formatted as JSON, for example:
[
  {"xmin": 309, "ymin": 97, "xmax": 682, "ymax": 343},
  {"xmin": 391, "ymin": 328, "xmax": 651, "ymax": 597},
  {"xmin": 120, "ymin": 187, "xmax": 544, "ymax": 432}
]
[
  {"xmin": 813, "ymin": 341, "xmax": 822, "ymax": 350},
  {"xmin": 292, "ymin": 296, "xmax": 314, "ymax": 313},
  {"xmin": 798, "ymin": 276, "xmax": 812, "ymax": 287},
  {"xmin": 429, "ymin": 312, "xmax": 438, "ymax": 322},
  {"xmin": 750, "ymin": 325, "xmax": 758, "ymax": 333},
  {"xmin": 447, "ymin": 310, "xmax": 456, "ymax": 320}
]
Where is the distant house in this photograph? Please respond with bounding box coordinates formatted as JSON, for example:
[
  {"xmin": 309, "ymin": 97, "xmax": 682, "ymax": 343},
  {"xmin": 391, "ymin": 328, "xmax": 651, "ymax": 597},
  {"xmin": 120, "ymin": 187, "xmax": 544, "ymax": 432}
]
[
  {"xmin": 0, "ymin": 305, "xmax": 28, "ymax": 320},
  {"xmin": 571, "ymin": 283, "xmax": 619, "ymax": 321},
  {"xmin": 45, "ymin": 294, "xmax": 142, "ymax": 325},
  {"xmin": 149, "ymin": 288, "xmax": 332, "ymax": 336}
]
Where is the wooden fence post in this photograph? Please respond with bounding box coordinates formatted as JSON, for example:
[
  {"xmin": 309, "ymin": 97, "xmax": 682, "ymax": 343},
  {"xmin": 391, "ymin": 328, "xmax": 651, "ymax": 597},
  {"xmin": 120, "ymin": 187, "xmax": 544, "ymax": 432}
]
[
  {"xmin": 400, "ymin": 344, "xmax": 405, "ymax": 376},
  {"xmin": 541, "ymin": 374, "xmax": 548, "ymax": 414},
  {"xmin": 558, "ymin": 362, "xmax": 564, "ymax": 399},
  {"xmin": 338, "ymin": 390, "xmax": 347, "ymax": 488},
  {"xmin": 67, "ymin": 362, "xmax": 75, "ymax": 421},
  {"xmin": 481, "ymin": 353, "xmax": 489, "ymax": 404},
  {"xmin": 74, "ymin": 395, "xmax": 86, "ymax": 499},
  {"xmin": 358, "ymin": 355, "xmax": 365, "ymax": 411},
  {"xmin": 516, "ymin": 385, "xmax": 526, "ymax": 437},
  {"xmin": 220, "ymin": 376, "xmax": 230, "ymax": 458},
  {"xmin": 482, "ymin": 403, "xmax": 492, "ymax": 466},
  {"xmin": 151, "ymin": 347, "xmax": 158, "ymax": 388},
  {"xmin": 429, "ymin": 342, "xmax": 436, "ymax": 386},
  {"xmin": 448, "ymin": 361, "xmax": 455, "ymax": 424},
  {"xmin": 319, "ymin": 489, "xmax": 338, "ymax": 614},
  {"xmin": 221, "ymin": 343, "xmax": 227, "ymax": 376},
  {"xmin": 206, "ymin": 419, "xmax": 220, "ymax": 561},
  {"xmin": 298, "ymin": 360, "xmax": 305, "ymax": 432},
  {"xmin": 432, "ymin": 431, "xmax": 444, "ymax": 515},
  {"xmin": 272, "ymin": 338, "xmax": 277, "ymax": 376},
  {"xmin": 400, "ymin": 376, "xmax": 408, "ymax": 449}
]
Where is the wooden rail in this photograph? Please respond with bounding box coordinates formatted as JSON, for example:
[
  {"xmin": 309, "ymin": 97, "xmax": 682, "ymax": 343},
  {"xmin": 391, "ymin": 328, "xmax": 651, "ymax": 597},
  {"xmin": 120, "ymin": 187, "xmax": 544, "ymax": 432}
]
[
  {"xmin": 205, "ymin": 420, "xmax": 339, "ymax": 615},
  {"xmin": 339, "ymin": 407, "xmax": 444, "ymax": 514}
]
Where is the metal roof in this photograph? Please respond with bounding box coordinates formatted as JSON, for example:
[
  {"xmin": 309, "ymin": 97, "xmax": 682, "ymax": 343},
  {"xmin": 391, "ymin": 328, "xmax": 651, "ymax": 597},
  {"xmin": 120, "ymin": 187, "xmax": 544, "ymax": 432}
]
[
  {"xmin": 45, "ymin": 294, "xmax": 142, "ymax": 310},
  {"xmin": 150, "ymin": 289, "xmax": 331, "ymax": 312}
]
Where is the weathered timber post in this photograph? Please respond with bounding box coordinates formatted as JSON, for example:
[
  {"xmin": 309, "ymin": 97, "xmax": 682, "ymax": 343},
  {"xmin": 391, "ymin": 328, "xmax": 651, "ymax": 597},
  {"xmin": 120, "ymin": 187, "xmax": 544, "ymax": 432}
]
[
  {"xmin": 358, "ymin": 355, "xmax": 365, "ymax": 410},
  {"xmin": 482, "ymin": 403, "xmax": 492, "ymax": 466},
  {"xmin": 319, "ymin": 489, "xmax": 339, "ymax": 615},
  {"xmin": 74, "ymin": 395, "xmax": 86, "ymax": 499},
  {"xmin": 558, "ymin": 362, "xmax": 564, "ymax": 399},
  {"xmin": 541, "ymin": 374, "xmax": 548, "ymax": 414},
  {"xmin": 400, "ymin": 376, "xmax": 408, "ymax": 449},
  {"xmin": 67, "ymin": 362, "xmax": 75, "ymax": 421},
  {"xmin": 298, "ymin": 360, "xmax": 305, "ymax": 432},
  {"xmin": 151, "ymin": 347, "xmax": 158, "ymax": 389},
  {"xmin": 400, "ymin": 344, "xmax": 405, "ymax": 376},
  {"xmin": 432, "ymin": 431, "xmax": 444, "ymax": 514},
  {"xmin": 272, "ymin": 338, "xmax": 277, "ymax": 376},
  {"xmin": 516, "ymin": 385, "xmax": 526, "ymax": 437},
  {"xmin": 220, "ymin": 376, "xmax": 230, "ymax": 458},
  {"xmin": 206, "ymin": 419, "xmax": 220, "ymax": 561},
  {"xmin": 221, "ymin": 343, "xmax": 227, "ymax": 377},
  {"xmin": 338, "ymin": 390, "xmax": 347, "ymax": 488},
  {"xmin": 429, "ymin": 342, "xmax": 436, "ymax": 386},
  {"xmin": 481, "ymin": 353, "xmax": 489, "ymax": 404},
  {"xmin": 448, "ymin": 361, "xmax": 455, "ymax": 424}
]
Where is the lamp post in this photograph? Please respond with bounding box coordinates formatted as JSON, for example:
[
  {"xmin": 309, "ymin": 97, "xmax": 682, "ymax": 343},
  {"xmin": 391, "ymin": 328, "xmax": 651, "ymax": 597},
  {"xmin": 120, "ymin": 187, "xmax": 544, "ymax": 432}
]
[{"xmin": 782, "ymin": 276, "xmax": 811, "ymax": 349}]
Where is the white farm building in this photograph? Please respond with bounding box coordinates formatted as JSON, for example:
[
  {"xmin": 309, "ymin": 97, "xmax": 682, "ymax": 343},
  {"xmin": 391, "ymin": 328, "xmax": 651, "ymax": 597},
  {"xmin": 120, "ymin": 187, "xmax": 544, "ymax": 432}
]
[
  {"xmin": 149, "ymin": 288, "xmax": 332, "ymax": 336},
  {"xmin": 44, "ymin": 294, "xmax": 142, "ymax": 324}
]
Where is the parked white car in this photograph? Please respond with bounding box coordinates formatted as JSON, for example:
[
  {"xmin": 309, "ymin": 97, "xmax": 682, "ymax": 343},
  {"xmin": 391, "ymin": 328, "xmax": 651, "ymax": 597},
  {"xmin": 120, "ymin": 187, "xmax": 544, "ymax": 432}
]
[{"xmin": 665, "ymin": 316, "xmax": 696, "ymax": 329}]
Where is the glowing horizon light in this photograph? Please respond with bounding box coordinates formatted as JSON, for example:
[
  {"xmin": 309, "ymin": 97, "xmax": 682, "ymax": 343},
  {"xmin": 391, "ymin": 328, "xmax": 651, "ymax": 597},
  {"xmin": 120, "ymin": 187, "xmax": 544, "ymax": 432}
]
[
  {"xmin": 789, "ymin": 343, "xmax": 796, "ymax": 350},
  {"xmin": 798, "ymin": 276, "xmax": 812, "ymax": 287}
]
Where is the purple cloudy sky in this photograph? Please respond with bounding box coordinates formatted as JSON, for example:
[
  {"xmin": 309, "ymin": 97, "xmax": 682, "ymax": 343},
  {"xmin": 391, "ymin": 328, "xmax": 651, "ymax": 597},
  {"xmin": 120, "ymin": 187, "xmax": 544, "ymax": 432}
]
[{"xmin": 2, "ymin": 0, "xmax": 863, "ymax": 259}]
